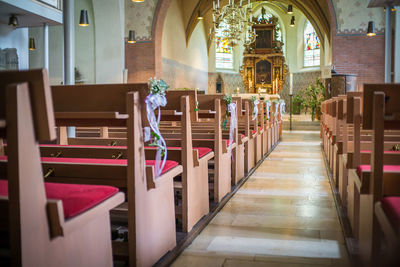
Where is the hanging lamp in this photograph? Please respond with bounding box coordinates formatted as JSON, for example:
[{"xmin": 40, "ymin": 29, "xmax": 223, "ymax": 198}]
[
  {"xmin": 128, "ymin": 30, "xmax": 136, "ymax": 44},
  {"xmin": 79, "ymin": 10, "xmax": 89, "ymax": 26},
  {"xmin": 366, "ymin": 21, "xmax": 376, "ymax": 37},
  {"xmin": 287, "ymin": 4, "xmax": 293, "ymax": 14},
  {"xmin": 131, "ymin": 0, "xmax": 145, "ymax": 2},
  {"xmin": 290, "ymin": 16, "xmax": 295, "ymax": 27},
  {"xmin": 197, "ymin": 10, "xmax": 204, "ymax": 20},
  {"xmin": 8, "ymin": 14, "xmax": 18, "ymax": 27},
  {"xmin": 29, "ymin": 38, "xmax": 36, "ymax": 51}
]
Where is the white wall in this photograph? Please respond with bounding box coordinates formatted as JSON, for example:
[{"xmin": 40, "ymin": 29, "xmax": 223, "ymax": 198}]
[
  {"xmin": 161, "ymin": 0, "xmax": 209, "ymax": 90},
  {"xmin": 75, "ymin": 0, "xmax": 95, "ymax": 83},
  {"xmin": 92, "ymin": 0, "xmax": 124, "ymax": 83},
  {"xmin": 48, "ymin": 25, "xmax": 63, "ymax": 85},
  {"xmin": 162, "ymin": 0, "xmax": 208, "ymax": 73},
  {"xmin": 0, "ymin": 24, "xmax": 29, "ymax": 70}
]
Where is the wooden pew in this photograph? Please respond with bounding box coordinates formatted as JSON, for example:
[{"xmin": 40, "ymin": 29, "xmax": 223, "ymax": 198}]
[
  {"xmin": 0, "ymin": 69, "xmax": 124, "ymax": 267},
  {"xmin": 195, "ymin": 94, "xmax": 235, "ymax": 201},
  {"xmin": 49, "ymin": 84, "xmax": 183, "ymax": 267},
  {"xmin": 41, "ymin": 90, "xmax": 214, "ymax": 234},
  {"xmin": 354, "ymin": 84, "xmax": 400, "ymax": 266}
]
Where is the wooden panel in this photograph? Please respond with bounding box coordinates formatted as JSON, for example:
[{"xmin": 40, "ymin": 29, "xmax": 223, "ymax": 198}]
[
  {"xmin": 368, "ymin": 0, "xmax": 400, "ymax": 7},
  {"xmin": 0, "ymin": 69, "xmax": 56, "ymax": 141},
  {"xmin": 362, "ymin": 84, "xmax": 400, "ymax": 130}
]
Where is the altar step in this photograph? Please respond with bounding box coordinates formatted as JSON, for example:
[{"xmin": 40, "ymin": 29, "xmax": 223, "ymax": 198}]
[{"xmin": 282, "ymin": 120, "xmax": 320, "ymax": 131}]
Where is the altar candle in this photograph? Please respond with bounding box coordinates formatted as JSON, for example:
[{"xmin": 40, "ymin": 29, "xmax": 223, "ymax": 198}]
[
  {"xmin": 213, "ymin": 1, "xmax": 215, "ymax": 9},
  {"xmin": 290, "ymin": 73, "xmax": 293, "ymax": 95},
  {"xmin": 248, "ymin": 0, "xmax": 250, "ymax": 4},
  {"xmin": 276, "ymin": 78, "xmax": 278, "ymax": 93},
  {"xmin": 217, "ymin": 0, "xmax": 220, "ymax": 8},
  {"xmin": 240, "ymin": 0, "xmax": 243, "ymax": 6}
]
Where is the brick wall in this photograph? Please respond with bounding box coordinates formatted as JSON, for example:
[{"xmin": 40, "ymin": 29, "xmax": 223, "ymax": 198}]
[
  {"xmin": 332, "ymin": 34, "xmax": 385, "ymax": 86},
  {"xmin": 327, "ymin": 0, "xmax": 385, "ymax": 87}
]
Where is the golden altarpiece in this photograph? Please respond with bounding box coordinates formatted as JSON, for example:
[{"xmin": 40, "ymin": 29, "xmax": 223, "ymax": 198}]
[{"xmin": 240, "ymin": 8, "xmax": 288, "ymax": 94}]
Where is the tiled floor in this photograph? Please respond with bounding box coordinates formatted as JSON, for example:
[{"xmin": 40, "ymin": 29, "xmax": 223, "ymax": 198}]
[{"xmin": 172, "ymin": 131, "xmax": 351, "ymax": 267}]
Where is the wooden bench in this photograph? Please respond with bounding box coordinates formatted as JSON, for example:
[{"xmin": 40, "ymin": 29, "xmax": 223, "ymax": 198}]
[
  {"xmin": 49, "ymin": 83, "xmax": 183, "ymax": 267},
  {"xmin": 0, "ymin": 69, "xmax": 124, "ymax": 267}
]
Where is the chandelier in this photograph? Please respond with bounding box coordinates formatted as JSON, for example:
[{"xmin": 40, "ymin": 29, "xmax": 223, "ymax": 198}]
[{"xmin": 212, "ymin": 0, "xmax": 256, "ymax": 46}]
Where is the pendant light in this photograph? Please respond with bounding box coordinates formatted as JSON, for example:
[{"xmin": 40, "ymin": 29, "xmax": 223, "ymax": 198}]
[
  {"xmin": 8, "ymin": 14, "xmax": 18, "ymax": 27},
  {"xmin": 197, "ymin": 10, "xmax": 204, "ymax": 20},
  {"xmin": 131, "ymin": 0, "xmax": 145, "ymax": 2},
  {"xmin": 290, "ymin": 16, "xmax": 295, "ymax": 27},
  {"xmin": 287, "ymin": 4, "xmax": 293, "ymax": 14},
  {"xmin": 29, "ymin": 38, "xmax": 36, "ymax": 51},
  {"xmin": 128, "ymin": 30, "xmax": 136, "ymax": 44},
  {"xmin": 79, "ymin": 10, "xmax": 89, "ymax": 26},
  {"xmin": 366, "ymin": 21, "xmax": 376, "ymax": 37}
]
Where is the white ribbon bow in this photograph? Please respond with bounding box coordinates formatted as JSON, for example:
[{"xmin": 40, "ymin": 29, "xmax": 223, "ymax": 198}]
[
  {"xmin": 252, "ymin": 99, "xmax": 260, "ymax": 121},
  {"xmin": 227, "ymin": 102, "xmax": 237, "ymax": 153},
  {"xmin": 280, "ymin": 101, "xmax": 285, "ymax": 115},
  {"xmin": 145, "ymin": 94, "xmax": 168, "ymax": 177},
  {"xmin": 265, "ymin": 101, "xmax": 271, "ymax": 120},
  {"xmin": 275, "ymin": 103, "xmax": 279, "ymax": 122}
]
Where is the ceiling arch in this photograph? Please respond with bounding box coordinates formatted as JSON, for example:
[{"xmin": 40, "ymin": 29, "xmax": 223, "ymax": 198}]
[{"xmin": 185, "ymin": 0, "xmax": 331, "ymax": 47}]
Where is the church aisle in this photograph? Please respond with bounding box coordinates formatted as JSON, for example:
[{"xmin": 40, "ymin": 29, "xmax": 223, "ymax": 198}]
[{"xmin": 172, "ymin": 131, "xmax": 351, "ymax": 267}]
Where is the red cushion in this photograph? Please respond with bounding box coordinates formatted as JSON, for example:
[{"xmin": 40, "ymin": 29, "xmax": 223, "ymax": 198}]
[
  {"xmin": 356, "ymin": 165, "xmax": 400, "ymax": 177},
  {"xmin": 0, "ymin": 156, "xmax": 178, "ymax": 175},
  {"xmin": 360, "ymin": 150, "xmax": 400, "ymax": 154},
  {"xmin": 40, "ymin": 144, "xmax": 126, "ymax": 149},
  {"xmin": 381, "ymin": 197, "xmax": 400, "ymax": 232},
  {"xmin": 194, "ymin": 147, "xmax": 212, "ymax": 158},
  {"xmin": 41, "ymin": 144, "xmax": 212, "ymax": 159},
  {"xmin": 145, "ymin": 146, "xmax": 212, "ymax": 159},
  {"xmin": 0, "ymin": 180, "xmax": 118, "ymax": 219},
  {"xmin": 225, "ymin": 139, "xmax": 236, "ymax": 146}
]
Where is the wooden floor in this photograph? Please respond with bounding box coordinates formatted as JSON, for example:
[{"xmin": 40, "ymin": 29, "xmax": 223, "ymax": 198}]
[{"xmin": 171, "ymin": 131, "xmax": 351, "ymax": 267}]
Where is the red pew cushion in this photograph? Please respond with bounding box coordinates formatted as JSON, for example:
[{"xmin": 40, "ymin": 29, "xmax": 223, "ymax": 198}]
[
  {"xmin": 194, "ymin": 147, "xmax": 212, "ymax": 158},
  {"xmin": 360, "ymin": 150, "xmax": 400, "ymax": 154},
  {"xmin": 0, "ymin": 156, "xmax": 178, "ymax": 175},
  {"xmin": 381, "ymin": 197, "xmax": 400, "ymax": 232},
  {"xmin": 356, "ymin": 165, "xmax": 400, "ymax": 177},
  {"xmin": 0, "ymin": 180, "xmax": 118, "ymax": 219}
]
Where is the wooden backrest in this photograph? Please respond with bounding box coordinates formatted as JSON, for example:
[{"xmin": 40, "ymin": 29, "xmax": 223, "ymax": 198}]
[
  {"xmin": 51, "ymin": 83, "xmax": 149, "ymax": 126},
  {"xmin": 362, "ymin": 84, "xmax": 400, "ymax": 130},
  {"xmin": 198, "ymin": 94, "xmax": 228, "ymax": 119},
  {"xmin": 0, "ymin": 69, "xmax": 56, "ymax": 141},
  {"xmin": 346, "ymin": 92, "xmax": 363, "ymax": 124},
  {"xmin": 165, "ymin": 90, "xmax": 198, "ymax": 122}
]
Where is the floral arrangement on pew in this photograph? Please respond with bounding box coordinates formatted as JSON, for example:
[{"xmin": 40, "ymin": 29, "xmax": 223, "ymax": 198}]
[
  {"xmin": 222, "ymin": 94, "xmax": 237, "ymax": 152},
  {"xmin": 145, "ymin": 77, "xmax": 169, "ymax": 177},
  {"xmin": 265, "ymin": 100, "xmax": 271, "ymax": 121},
  {"xmin": 272, "ymin": 99, "xmax": 279, "ymax": 120},
  {"xmin": 279, "ymin": 99, "xmax": 286, "ymax": 116},
  {"xmin": 251, "ymin": 96, "xmax": 260, "ymax": 121}
]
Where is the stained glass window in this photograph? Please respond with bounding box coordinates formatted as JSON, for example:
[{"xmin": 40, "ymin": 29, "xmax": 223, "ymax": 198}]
[
  {"xmin": 216, "ymin": 24, "xmax": 233, "ymax": 69},
  {"xmin": 304, "ymin": 21, "xmax": 320, "ymax": 67},
  {"xmin": 257, "ymin": 13, "xmax": 272, "ymax": 23}
]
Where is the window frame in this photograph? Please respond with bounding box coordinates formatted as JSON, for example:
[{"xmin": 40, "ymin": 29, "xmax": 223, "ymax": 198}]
[{"xmin": 303, "ymin": 20, "xmax": 320, "ymax": 68}]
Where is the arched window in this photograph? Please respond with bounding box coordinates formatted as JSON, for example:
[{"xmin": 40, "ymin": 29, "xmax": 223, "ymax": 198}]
[
  {"xmin": 304, "ymin": 21, "xmax": 320, "ymax": 67},
  {"xmin": 215, "ymin": 23, "xmax": 233, "ymax": 69}
]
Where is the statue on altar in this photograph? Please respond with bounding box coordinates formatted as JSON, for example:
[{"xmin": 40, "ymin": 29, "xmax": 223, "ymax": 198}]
[{"xmin": 239, "ymin": 7, "xmax": 288, "ymax": 95}]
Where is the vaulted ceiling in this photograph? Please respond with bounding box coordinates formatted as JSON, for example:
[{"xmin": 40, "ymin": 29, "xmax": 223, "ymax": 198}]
[{"xmin": 185, "ymin": 0, "xmax": 331, "ymax": 45}]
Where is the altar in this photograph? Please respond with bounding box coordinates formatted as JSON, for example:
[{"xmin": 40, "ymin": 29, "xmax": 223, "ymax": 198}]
[{"xmin": 239, "ymin": 7, "xmax": 288, "ymax": 95}]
